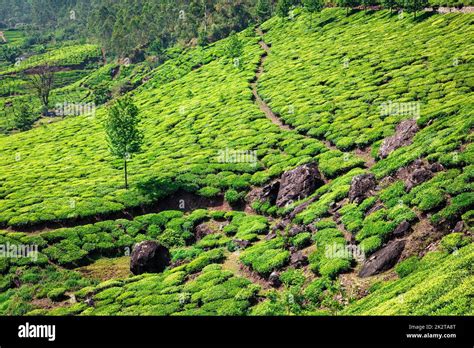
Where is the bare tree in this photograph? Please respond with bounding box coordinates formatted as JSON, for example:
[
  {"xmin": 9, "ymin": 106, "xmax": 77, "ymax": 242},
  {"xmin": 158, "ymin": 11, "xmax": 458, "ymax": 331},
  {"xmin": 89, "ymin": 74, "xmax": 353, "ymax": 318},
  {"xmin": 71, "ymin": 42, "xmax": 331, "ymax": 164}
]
[{"xmin": 27, "ymin": 65, "xmax": 54, "ymax": 114}]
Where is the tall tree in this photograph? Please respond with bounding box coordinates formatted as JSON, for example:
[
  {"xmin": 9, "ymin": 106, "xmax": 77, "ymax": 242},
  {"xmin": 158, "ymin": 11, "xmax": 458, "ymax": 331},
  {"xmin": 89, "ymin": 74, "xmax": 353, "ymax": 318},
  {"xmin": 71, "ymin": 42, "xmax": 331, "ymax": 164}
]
[
  {"xmin": 27, "ymin": 65, "xmax": 54, "ymax": 114},
  {"xmin": 276, "ymin": 0, "xmax": 292, "ymax": 18},
  {"xmin": 337, "ymin": 0, "xmax": 359, "ymax": 16},
  {"xmin": 402, "ymin": 0, "xmax": 428, "ymax": 18},
  {"xmin": 381, "ymin": 0, "xmax": 398, "ymax": 13},
  {"xmin": 256, "ymin": 0, "xmax": 272, "ymax": 23},
  {"xmin": 224, "ymin": 32, "xmax": 244, "ymax": 59},
  {"xmin": 104, "ymin": 96, "xmax": 143, "ymax": 189},
  {"xmin": 303, "ymin": 0, "xmax": 323, "ymax": 27}
]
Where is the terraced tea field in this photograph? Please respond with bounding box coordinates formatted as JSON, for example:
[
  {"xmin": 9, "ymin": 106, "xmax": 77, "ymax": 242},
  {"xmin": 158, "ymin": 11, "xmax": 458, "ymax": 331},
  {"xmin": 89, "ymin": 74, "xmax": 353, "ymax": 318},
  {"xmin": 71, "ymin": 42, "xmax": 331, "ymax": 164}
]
[{"xmin": 0, "ymin": 9, "xmax": 472, "ymax": 317}]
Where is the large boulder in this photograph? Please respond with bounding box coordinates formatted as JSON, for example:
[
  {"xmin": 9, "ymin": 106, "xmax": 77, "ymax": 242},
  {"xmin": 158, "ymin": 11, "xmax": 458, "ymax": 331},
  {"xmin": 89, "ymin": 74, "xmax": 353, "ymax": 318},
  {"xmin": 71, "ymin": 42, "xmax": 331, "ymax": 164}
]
[
  {"xmin": 348, "ymin": 173, "xmax": 377, "ymax": 204},
  {"xmin": 276, "ymin": 163, "xmax": 324, "ymax": 207},
  {"xmin": 246, "ymin": 181, "xmax": 280, "ymax": 205},
  {"xmin": 379, "ymin": 119, "xmax": 419, "ymax": 159},
  {"xmin": 130, "ymin": 241, "xmax": 171, "ymax": 275},
  {"xmin": 359, "ymin": 240, "xmax": 405, "ymax": 277}
]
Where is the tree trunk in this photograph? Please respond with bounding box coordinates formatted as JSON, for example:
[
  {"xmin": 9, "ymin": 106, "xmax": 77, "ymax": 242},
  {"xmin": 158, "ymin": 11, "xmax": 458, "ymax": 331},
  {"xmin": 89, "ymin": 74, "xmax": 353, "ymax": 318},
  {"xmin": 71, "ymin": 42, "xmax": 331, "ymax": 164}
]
[{"xmin": 124, "ymin": 156, "xmax": 128, "ymax": 189}]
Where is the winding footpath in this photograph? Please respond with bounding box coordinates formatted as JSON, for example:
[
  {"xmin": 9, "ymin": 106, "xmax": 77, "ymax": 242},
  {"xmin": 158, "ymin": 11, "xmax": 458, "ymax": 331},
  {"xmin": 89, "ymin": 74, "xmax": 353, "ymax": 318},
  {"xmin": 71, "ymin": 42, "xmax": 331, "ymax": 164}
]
[
  {"xmin": 251, "ymin": 29, "xmax": 292, "ymax": 131},
  {"xmin": 251, "ymin": 27, "xmax": 375, "ymax": 170}
]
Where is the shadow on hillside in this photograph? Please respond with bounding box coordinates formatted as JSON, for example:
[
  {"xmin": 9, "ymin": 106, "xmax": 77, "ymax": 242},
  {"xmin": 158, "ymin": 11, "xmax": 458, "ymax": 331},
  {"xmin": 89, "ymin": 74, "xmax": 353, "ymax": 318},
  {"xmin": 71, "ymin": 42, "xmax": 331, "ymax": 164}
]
[
  {"xmin": 317, "ymin": 16, "xmax": 337, "ymax": 28},
  {"xmin": 136, "ymin": 177, "xmax": 181, "ymax": 201},
  {"xmin": 414, "ymin": 11, "xmax": 436, "ymax": 22}
]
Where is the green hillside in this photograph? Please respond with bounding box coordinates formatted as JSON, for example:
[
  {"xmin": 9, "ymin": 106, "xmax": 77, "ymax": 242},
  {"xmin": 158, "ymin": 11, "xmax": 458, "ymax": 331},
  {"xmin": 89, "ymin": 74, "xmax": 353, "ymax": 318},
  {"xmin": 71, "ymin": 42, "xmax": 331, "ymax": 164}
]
[{"xmin": 0, "ymin": 8, "xmax": 472, "ymax": 316}]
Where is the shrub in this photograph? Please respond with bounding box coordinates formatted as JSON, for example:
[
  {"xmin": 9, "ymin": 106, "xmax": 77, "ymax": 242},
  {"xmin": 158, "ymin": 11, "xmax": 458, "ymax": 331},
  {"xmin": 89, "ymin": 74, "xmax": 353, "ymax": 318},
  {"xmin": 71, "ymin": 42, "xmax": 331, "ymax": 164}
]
[
  {"xmin": 198, "ymin": 187, "xmax": 221, "ymax": 198},
  {"xmin": 319, "ymin": 258, "xmax": 351, "ymax": 279},
  {"xmin": 280, "ymin": 269, "xmax": 306, "ymax": 288},
  {"xmin": 224, "ymin": 189, "xmax": 243, "ymax": 204},
  {"xmin": 304, "ymin": 278, "xmax": 330, "ymax": 305},
  {"xmin": 359, "ymin": 235, "xmax": 383, "ymax": 255},
  {"xmin": 412, "ymin": 188, "xmax": 445, "ymax": 212},
  {"xmin": 291, "ymin": 232, "xmax": 312, "ymax": 249},
  {"xmin": 47, "ymin": 287, "xmax": 67, "ymax": 302},
  {"xmin": 395, "ymin": 256, "xmax": 420, "ymax": 278},
  {"xmin": 440, "ymin": 233, "xmax": 470, "ymax": 253}
]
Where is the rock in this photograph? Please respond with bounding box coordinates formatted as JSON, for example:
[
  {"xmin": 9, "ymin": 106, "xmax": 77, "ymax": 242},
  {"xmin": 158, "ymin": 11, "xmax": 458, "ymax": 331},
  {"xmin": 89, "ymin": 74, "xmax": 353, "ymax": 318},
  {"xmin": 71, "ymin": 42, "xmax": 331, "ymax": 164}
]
[
  {"xmin": 287, "ymin": 225, "xmax": 305, "ymax": 237},
  {"xmin": 379, "ymin": 119, "xmax": 419, "ymax": 159},
  {"xmin": 276, "ymin": 163, "xmax": 324, "ymax": 207},
  {"xmin": 429, "ymin": 163, "xmax": 444, "ymax": 173},
  {"xmin": 265, "ymin": 232, "xmax": 277, "ymax": 241},
  {"xmin": 348, "ymin": 173, "xmax": 377, "ymax": 203},
  {"xmin": 290, "ymin": 251, "xmax": 308, "ymax": 268},
  {"xmin": 130, "ymin": 241, "xmax": 171, "ymax": 275},
  {"xmin": 246, "ymin": 181, "xmax": 280, "ymax": 205},
  {"xmin": 412, "ymin": 159, "xmax": 424, "ymax": 168},
  {"xmin": 110, "ymin": 66, "xmax": 120, "ymax": 78},
  {"xmin": 407, "ymin": 168, "xmax": 433, "ymax": 190},
  {"xmin": 268, "ymin": 271, "xmax": 281, "ymax": 287},
  {"xmin": 359, "ymin": 240, "xmax": 406, "ymax": 277},
  {"xmin": 391, "ymin": 220, "xmax": 411, "ymax": 238},
  {"xmin": 366, "ymin": 203, "xmax": 384, "ymax": 216},
  {"xmin": 233, "ymin": 239, "xmax": 251, "ymax": 249},
  {"xmin": 276, "ymin": 219, "xmax": 290, "ymax": 230},
  {"xmin": 307, "ymin": 224, "xmax": 318, "ymax": 233},
  {"xmin": 194, "ymin": 223, "xmax": 213, "ymax": 240},
  {"xmin": 84, "ymin": 298, "xmax": 95, "ymax": 307},
  {"xmin": 453, "ymin": 221, "xmax": 464, "ymax": 233}
]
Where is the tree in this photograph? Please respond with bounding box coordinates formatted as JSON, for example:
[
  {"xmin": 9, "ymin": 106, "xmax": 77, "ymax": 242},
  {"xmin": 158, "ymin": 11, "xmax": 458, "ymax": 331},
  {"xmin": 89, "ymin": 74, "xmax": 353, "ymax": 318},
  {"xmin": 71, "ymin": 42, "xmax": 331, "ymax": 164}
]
[
  {"xmin": 104, "ymin": 96, "xmax": 143, "ymax": 189},
  {"xmin": 402, "ymin": 0, "xmax": 428, "ymax": 18},
  {"xmin": 256, "ymin": 0, "xmax": 272, "ymax": 23},
  {"xmin": 303, "ymin": 0, "xmax": 324, "ymax": 27},
  {"xmin": 276, "ymin": 0, "xmax": 292, "ymax": 18},
  {"xmin": 337, "ymin": 0, "xmax": 359, "ymax": 16},
  {"xmin": 0, "ymin": 45, "xmax": 20, "ymax": 64},
  {"xmin": 224, "ymin": 32, "xmax": 244, "ymax": 59},
  {"xmin": 381, "ymin": 0, "xmax": 398, "ymax": 13},
  {"xmin": 27, "ymin": 65, "xmax": 54, "ymax": 114}
]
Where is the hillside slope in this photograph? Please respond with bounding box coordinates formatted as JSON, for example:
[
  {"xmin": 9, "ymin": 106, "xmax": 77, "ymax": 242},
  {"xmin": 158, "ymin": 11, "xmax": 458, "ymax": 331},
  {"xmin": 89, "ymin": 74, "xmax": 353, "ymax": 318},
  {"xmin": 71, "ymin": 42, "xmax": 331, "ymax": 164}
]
[{"xmin": 0, "ymin": 9, "xmax": 472, "ymax": 316}]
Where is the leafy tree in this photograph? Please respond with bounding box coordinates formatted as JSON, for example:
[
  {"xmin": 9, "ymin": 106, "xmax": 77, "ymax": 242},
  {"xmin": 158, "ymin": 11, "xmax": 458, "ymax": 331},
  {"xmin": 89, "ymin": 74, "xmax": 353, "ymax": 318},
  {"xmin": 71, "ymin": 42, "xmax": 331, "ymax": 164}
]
[
  {"xmin": 27, "ymin": 65, "xmax": 54, "ymax": 114},
  {"xmin": 104, "ymin": 96, "xmax": 143, "ymax": 189},
  {"xmin": 256, "ymin": 0, "xmax": 272, "ymax": 23},
  {"xmin": 381, "ymin": 0, "xmax": 398, "ymax": 13},
  {"xmin": 3, "ymin": 101, "xmax": 36, "ymax": 131},
  {"xmin": 224, "ymin": 32, "xmax": 243, "ymax": 59},
  {"xmin": 303, "ymin": 0, "xmax": 324, "ymax": 27},
  {"xmin": 12, "ymin": 104, "xmax": 35, "ymax": 131},
  {"xmin": 337, "ymin": 0, "xmax": 359, "ymax": 16},
  {"xmin": 0, "ymin": 45, "xmax": 20, "ymax": 64},
  {"xmin": 402, "ymin": 0, "xmax": 428, "ymax": 18},
  {"xmin": 276, "ymin": 0, "xmax": 292, "ymax": 18}
]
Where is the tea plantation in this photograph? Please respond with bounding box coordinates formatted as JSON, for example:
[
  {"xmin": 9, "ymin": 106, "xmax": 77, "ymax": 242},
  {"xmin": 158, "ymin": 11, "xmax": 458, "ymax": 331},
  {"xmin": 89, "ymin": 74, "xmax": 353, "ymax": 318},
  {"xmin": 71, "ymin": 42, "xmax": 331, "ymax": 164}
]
[{"xmin": 0, "ymin": 8, "xmax": 472, "ymax": 316}]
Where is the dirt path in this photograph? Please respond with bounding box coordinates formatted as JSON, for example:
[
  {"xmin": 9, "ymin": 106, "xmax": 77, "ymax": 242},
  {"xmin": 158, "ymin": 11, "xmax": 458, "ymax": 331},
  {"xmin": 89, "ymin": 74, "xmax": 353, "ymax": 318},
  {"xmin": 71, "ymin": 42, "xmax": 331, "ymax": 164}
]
[
  {"xmin": 251, "ymin": 31, "xmax": 292, "ymax": 131},
  {"xmin": 252, "ymin": 28, "xmax": 376, "ymax": 170}
]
